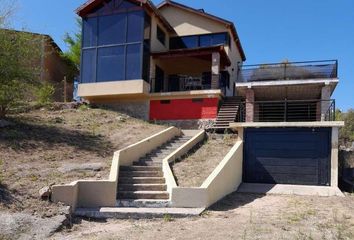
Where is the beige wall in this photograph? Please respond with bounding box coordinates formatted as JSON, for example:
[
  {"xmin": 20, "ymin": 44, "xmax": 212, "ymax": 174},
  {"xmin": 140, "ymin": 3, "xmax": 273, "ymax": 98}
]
[
  {"xmin": 78, "ymin": 80, "xmax": 150, "ymax": 100},
  {"xmin": 159, "ymin": 6, "xmax": 226, "ymax": 36},
  {"xmin": 159, "ymin": 5, "xmax": 244, "ymax": 97},
  {"xmin": 52, "ymin": 127, "xmax": 181, "ymax": 209},
  {"xmin": 150, "ymin": 14, "xmax": 170, "ymax": 52},
  {"xmin": 170, "ymin": 139, "xmax": 244, "ymax": 208}
]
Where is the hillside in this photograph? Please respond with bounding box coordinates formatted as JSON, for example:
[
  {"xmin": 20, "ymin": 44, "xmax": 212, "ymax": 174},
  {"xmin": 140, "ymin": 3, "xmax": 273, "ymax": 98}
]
[{"xmin": 0, "ymin": 107, "xmax": 166, "ymax": 217}]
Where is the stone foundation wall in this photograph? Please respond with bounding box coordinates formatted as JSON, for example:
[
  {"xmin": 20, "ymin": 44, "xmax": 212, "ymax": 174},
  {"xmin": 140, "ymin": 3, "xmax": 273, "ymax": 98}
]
[
  {"xmin": 154, "ymin": 119, "xmax": 215, "ymax": 130},
  {"xmin": 98, "ymin": 100, "xmax": 150, "ymax": 120}
]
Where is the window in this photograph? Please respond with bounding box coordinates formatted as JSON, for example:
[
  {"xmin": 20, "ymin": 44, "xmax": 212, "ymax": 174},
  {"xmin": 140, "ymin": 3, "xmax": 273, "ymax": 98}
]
[
  {"xmin": 127, "ymin": 11, "xmax": 144, "ymax": 42},
  {"xmin": 192, "ymin": 98, "xmax": 203, "ymax": 103},
  {"xmin": 81, "ymin": 49, "xmax": 96, "ymax": 83},
  {"xmin": 81, "ymin": 8, "xmax": 148, "ymax": 84},
  {"xmin": 157, "ymin": 25, "xmax": 166, "ymax": 45},
  {"xmin": 160, "ymin": 100, "xmax": 171, "ymax": 104},
  {"xmin": 126, "ymin": 44, "xmax": 142, "ymax": 79},
  {"xmin": 97, "ymin": 46, "xmax": 125, "ymax": 82},
  {"xmin": 170, "ymin": 32, "xmax": 230, "ymax": 50},
  {"xmin": 83, "ymin": 17, "xmax": 97, "ymax": 47},
  {"xmin": 98, "ymin": 14, "xmax": 126, "ymax": 45}
]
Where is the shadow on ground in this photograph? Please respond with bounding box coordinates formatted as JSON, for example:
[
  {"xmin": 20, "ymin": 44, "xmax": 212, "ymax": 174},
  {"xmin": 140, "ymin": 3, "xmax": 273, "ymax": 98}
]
[
  {"xmin": 0, "ymin": 117, "xmax": 113, "ymax": 156},
  {"xmin": 0, "ymin": 183, "xmax": 22, "ymax": 208},
  {"xmin": 210, "ymin": 192, "xmax": 266, "ymax": 211}
]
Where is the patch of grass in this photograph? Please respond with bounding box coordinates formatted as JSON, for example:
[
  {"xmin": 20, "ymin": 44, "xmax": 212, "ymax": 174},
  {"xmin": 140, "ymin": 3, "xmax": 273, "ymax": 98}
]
[
  {"xmin": 29, "ymin": 174, "xmax": 39, "ymax": 182},
  {"xmin": 163, "ymin": 214, "xmax": 174, "ymax": 222},
  {"xmin": 78, "ymin": 104, "xmax": 90, "ymax": 111},
  {"xmin": 287, "ymin": 209, "xmax": 317, "ymax": 224}
]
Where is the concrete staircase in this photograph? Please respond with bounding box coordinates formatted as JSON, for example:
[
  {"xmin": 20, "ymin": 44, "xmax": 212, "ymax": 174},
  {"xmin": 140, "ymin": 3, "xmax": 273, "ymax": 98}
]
[
  {"xmin": 117, "ymin": 135, "xmax": 192, "ymax": 208},
  {"xmin": 212, "ymin": 97, "xmax": 243, "ymax": 131}
]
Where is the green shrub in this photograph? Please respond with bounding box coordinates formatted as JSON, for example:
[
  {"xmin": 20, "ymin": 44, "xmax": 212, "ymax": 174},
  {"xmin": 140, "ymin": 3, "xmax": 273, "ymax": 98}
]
[{"xmin": 35, "ymin": 83, "xmax": 55, "ymax": 105}]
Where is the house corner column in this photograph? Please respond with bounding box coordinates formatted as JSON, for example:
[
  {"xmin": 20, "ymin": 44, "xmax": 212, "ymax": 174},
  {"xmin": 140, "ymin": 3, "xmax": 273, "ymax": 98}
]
[
  {"xmin": 211, "ymin": 52, "xmax": 220, "ymax": 89},
  {"xmin": 149, "ymin": 57, "xmax": 155, "ymax": 92},
  {"xmin": 245, "ymin": 88, "xmax": 254, "ymax": 122},
  {"xmin": 321, "ymin": 85, "xmax": 331, "ymax": 121},
  {"xmin": 331, "ymin": 127, "xmax": 339, "ymax": 187}
]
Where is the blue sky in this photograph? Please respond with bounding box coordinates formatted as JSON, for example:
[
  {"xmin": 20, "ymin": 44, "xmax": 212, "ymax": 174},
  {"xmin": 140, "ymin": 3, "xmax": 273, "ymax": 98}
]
[{"xmin": 11, "ymin": 0, "xmax": 354, "ymax": 111}]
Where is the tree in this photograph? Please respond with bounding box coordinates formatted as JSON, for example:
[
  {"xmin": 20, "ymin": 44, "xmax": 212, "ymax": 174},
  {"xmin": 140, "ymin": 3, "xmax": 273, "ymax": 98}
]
[
  {"xmin": 0, "ymin": 2, "xmax": 41, "ymax": 118},
  {"xmin": 62, "ymin": 18, "xmax": 82, "ymax": 71},
  {"xmin": 336, "ymin": 109, "xmax": 354, "ymax": 146}
]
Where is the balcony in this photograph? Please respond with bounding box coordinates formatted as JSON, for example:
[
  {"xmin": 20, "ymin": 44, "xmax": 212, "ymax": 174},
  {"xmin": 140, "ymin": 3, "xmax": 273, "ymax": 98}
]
[
  {"xmin": 237, "ymin": 60, "xmax": 338, "ymax": 83},
  {"xmin": 237, "ymin": 99, "xmax": 336, "ymax": 122},
  {"xmin": 150, "ymin": 72, "xmax": 230, "ymax": 94}
]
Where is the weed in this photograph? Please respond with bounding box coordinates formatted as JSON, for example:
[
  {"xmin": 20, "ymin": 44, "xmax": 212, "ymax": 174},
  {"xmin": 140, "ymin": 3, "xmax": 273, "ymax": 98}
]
[
  {"xmin": 34, "ymin": 83, "xmax": 55, "ymax": 105},
  {"xmin": 163, "ymin": 214, "xmax": 173, "ymax": 222},
  {"xmin": 200, "ymin": 210, "xmax": 210, "ymax": 217},
  {"xmin": 78, "ymin": 104, "xmax": 90, "ymax": 111},
  {"xmin": 29, "ymin": 174, "xmax": 39, "ymax": 182}
]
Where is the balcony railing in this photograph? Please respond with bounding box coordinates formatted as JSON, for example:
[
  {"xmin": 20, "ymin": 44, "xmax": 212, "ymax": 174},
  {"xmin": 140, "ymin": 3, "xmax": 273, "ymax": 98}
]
[
  {"xmin": 237, "ymin": 60, "xmax": 338, "ymax": 83},
  {"xmin": 238, "ymin": 99, "xmax": 336, "ymax": 122},
  {"xmin": 150, "ymin": 72, "xmax": 230, "ymax": 94}
]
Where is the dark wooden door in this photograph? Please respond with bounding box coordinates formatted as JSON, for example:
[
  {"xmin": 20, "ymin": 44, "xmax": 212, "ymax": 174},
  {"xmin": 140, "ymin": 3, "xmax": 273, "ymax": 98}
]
[
  {"xmin": 243, "ymin": 127, "xmax": 331, "ymax": 186},
  {"xmin": 154, "ymin": 66, "xmax": 164, "ymax": 92}
]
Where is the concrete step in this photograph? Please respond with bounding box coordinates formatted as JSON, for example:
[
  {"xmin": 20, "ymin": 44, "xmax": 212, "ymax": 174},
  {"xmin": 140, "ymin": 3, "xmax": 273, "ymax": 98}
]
[
  {"xmin": 75, "ymin": 207, "xmax": 205, "ymax": 219},
  {"xmin": 117, "ymin": 191, "xmax": 169, "ymax": 200},
  {"xmin": 119, "ymin": 177, "xmax": 165, "ymax": 184},
  {"xmin": 118, "ymin": 184, "xmax": 167, "ymax": 192},
  {"xmin": 133, "ymin": 162, "xmax": 162, "ymax": 167},
  {"xmin": 119, "ymin": 171, "xmax": 163, "ymax": 177},
  {"xmin": 120, "ymin": 166, "xmax": 161, "ymax": 172},
  {"xmin": 116, "ymin": 199, "xmax": 170, "ymax": 208}
]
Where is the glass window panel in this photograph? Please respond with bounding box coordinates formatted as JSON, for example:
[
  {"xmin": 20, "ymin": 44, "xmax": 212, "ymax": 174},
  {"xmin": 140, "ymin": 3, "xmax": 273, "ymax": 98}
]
[
  {"xmin": 127, "ymin": 11, "xmax": 144, "ymax": 42},
  {"xmin": 199, "ymin": 35, "xmax": 212, "ymax": 47},
  {"xmin": 81, "ymin": 49, "xmax": 96, "ymax": 83},
  {"xmin": 157, "ymin": 25, "xmax": 166, "ymax": 45},
  {"xmin": 116, "ymin": 0, "xmax": 138, "ymax": 9},
  {"xmin": 97, "ymin": 46, "xmax": 125, "ymax": 82},
  {"xmin": 126, "ymin": 44, "xmax": 142, "ymax": 80},
  {"xmin": 212, "ymin": 33, "xmax": 227, "ymax": 45},
  {"xmin": 98, "ymin": 13, "xmax": 126, "ymax": 45},
  {"xmin": 83, "ymin": 17, "xmax": 97, "ymax": 47},
  {"xmin": 180, "ymin": 36, "xmax": 198, "ymax": 48}
]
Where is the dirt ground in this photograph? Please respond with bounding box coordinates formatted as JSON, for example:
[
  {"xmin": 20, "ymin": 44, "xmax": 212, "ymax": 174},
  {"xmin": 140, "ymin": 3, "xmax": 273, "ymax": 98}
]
[
  {"xmin": 52, "ymin": 193, "xmax": 354, "ymax": 240},
  {"xmin": 0, "ymin": 107, "xmax": 166, "ymax": 217},
  {"xmin": 171, "ymin": 133, "xmax": 237, "ymax": 187}
]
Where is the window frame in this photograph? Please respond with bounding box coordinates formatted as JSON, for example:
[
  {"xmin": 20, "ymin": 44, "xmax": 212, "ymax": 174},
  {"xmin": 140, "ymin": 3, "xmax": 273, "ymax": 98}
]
[
  {"xmin": 80, "ymin": 8, "xmax": 146, "ymax": 84},
  {"xmin": 169, "ymin": 32, "xmax": 230, "ymax": 50},
  {"xmin": 156, "ymin": 25, "xmax": 166, "ymax": 46}
]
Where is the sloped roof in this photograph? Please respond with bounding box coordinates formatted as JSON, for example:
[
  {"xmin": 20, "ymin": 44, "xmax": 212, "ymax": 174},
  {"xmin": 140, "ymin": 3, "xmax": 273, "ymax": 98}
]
[
  {"xmin": 157, "ymin": 0, "xmax": 246, "ymax": 61},
  {"xmin": 76, "ymin": 0, "xmax": 175, "ymax": 33}
]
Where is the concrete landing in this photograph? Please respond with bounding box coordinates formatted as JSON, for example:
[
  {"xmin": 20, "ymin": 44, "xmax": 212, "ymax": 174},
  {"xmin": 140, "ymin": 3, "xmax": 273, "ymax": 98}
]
[
  {"xmin": 237, "ymin": 183, "xmax": 345, "ymax": 197},
  {"xmin": 75, "ymin": 207, "xmax": 205, "ymax": 219}
]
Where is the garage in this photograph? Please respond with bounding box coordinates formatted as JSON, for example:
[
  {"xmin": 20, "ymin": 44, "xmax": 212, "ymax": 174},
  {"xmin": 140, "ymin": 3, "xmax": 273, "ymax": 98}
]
[{"xmin": 243, "ymin": 128, "xmax": 331, "ymax": 186}]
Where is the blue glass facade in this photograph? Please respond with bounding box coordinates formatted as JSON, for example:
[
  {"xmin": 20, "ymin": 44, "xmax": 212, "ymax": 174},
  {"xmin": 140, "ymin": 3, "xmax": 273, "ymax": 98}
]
[
  {"xmin": 80, "ymin": 0, "xmax": 147, "ymax": 84},
  {"xmin": 170, "ymin": 32, "xmax": 230, "ymax": 50}
]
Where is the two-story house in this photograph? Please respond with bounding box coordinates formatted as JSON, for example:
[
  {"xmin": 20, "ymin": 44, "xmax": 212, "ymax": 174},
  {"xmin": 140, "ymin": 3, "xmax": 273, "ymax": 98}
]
[{"xmin": 77, "ymin": 0, "xmax": 245, "ymax": 124}]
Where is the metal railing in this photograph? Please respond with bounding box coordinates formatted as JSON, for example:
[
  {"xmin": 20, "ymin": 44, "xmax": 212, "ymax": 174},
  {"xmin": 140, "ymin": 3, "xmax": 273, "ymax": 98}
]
[
  {"xmin": 150, "ymin": 73, "xmax": 228, "ymax": 94},
  {"xmin": 238, "ymin": 99, "xmax": 336, "ymax": 122},
  {"xmin": 237, "ymin": 60, "xmax": 338, "ymax": 83}
]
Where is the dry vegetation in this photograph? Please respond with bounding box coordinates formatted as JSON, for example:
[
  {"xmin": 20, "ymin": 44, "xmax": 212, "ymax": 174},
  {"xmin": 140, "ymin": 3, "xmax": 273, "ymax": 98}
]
[
  {"xmin": 171, "ymin": 133, "xmax": 237, "ymax": 187},
  {"xmin": 0, "ymin": 107, "xmax": 166, "ymax": 217},
  {"xmin": 53, "ymin": 193, "xmax": 354, "ymax": 240}
]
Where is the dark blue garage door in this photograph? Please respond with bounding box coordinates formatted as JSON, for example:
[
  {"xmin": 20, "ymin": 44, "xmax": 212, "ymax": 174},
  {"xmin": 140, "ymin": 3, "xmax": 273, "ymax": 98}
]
[{"xmin": 244, "ymin": 128, "xmax": 331, "ymax": 186}]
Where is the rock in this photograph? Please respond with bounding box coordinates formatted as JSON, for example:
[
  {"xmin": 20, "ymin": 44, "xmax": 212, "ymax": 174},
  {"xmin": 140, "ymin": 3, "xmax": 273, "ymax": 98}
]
[
  {"xmin": 0, "ymin": 212, "xmax": 69, "ymax": 240},
  {"xmin": 58, "ymin": 163, "xmax": 105, "ymax": 173},
  {"xmin": 0, "ymin": 119, "xmax": 13, "ymax": 128},
  {"xmin": 116, "ymin": 116, "xmax": 127, "ymax": 122},
  {"xmin": 39, "ymin": 186, "xmax": 52, "ymax": 199}
]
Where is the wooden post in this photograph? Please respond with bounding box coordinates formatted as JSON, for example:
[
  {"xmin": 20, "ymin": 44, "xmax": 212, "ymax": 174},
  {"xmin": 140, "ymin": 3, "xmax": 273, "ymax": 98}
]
[{"xmin": 63, "ymin": 76, "xmax": 67, "ymax": 103}]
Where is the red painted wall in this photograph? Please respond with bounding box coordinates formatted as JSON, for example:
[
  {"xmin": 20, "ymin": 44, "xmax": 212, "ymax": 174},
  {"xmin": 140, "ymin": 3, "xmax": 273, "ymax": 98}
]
[{"xmin": 150, "ymin": 98, "xmax": 219, "ymax": 120}]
